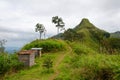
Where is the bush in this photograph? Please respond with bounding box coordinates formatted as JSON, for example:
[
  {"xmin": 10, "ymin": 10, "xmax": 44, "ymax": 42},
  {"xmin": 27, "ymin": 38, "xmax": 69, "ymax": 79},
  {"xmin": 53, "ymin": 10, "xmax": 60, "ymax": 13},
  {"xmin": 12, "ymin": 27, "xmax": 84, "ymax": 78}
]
[
  {"xmin": 73, "ymin": 45, "xmax": 94, "ymax": 55},
  {"xmin": 9, "ymin": 54, "xmax": 24, "ymax": 71},
  {"xmin": 68, "ymin": 53, "xmax": 120, "ymax": 80},
  {"xmin": 95, "ymin": 67, "xmax": 115, "ymax": 80},
  {"xmin": 0, "ymin": 53, "xmax": 24, "ymax": 76},
  {"xmin": 22, "ymin": 39, "xmax": 67, "ymax": 53},
  {"xmin": 0, "ymin": 54, "xmax": 11, "ymax": 75},
  {"xmin": 101, "ymin": 38, "xmax": 120, "ymax": 54},
  {"xmin": 71, "ymin": 67, "xmax": 115, "ymax": 80},
  {"xmin": 42, "ymin": 55, "xmax": 53, "ymax": 73},
  {"xmin": 43, "ymin": 56, "xmax": 53, "ymax": 69},
  {"xmin": 73, "ymin": 46, "xmax": 86, "ymax": 55}
]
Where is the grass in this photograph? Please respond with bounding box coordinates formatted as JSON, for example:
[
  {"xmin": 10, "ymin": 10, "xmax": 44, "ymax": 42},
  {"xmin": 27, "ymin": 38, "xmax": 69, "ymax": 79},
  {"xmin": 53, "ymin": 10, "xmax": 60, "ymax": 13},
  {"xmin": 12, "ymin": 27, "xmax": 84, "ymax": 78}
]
[
  {"xmin": 4, "ymin": 50, "xmax": 69, "ymax": 80},
  {"xmin": 4, "ymin": 39, "xmax": 120, "ymax": 80},
  {"xmin": 22, "ymin": 39, "xmax": 67, "ymax": 53},
  {"xmin": 53, "ymin": 41, "xmax": 120, "ymax": 80},
  {"xmin": 54, "ymin": 52, "xmax": 120, "ymax": 80}
]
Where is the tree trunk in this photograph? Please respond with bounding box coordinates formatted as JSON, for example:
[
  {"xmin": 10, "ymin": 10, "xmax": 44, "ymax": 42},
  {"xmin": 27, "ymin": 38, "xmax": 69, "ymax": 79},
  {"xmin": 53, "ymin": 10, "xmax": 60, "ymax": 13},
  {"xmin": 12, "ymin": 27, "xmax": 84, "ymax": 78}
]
[
  {"xmin": 44, "ymin": 32, "xmax": 46, "ymax": 39},
  {"xmin": 57, "ymin": 27, "xmax": 59, "ymax": 34},
  {"xmin": 39, "ymin": 32, "xmax": 42, "ymax": 40}
]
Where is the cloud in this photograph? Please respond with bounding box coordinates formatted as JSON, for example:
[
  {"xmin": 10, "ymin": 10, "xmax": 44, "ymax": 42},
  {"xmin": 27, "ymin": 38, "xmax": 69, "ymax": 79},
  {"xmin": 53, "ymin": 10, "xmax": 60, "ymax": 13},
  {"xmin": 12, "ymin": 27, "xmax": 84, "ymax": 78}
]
[{"xmin": 0, "ymin": 0, "xmax": 120, "ymax": 47}]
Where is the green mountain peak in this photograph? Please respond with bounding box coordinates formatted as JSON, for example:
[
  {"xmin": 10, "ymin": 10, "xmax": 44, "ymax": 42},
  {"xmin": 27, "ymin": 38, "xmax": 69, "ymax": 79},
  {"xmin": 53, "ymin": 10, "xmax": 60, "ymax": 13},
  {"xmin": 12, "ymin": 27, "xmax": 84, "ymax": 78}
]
[
  {"xmin": 74, "ymin": 18, "xmax": 96, "ymax": 30},
  {"xmin": 64, "ymin": 18, "xmax": 110, "ymax": 43},
  {"xmin": 52, "ymin": 18, "xmax": 110, "ymax": 45},
  {"xmin": 80, "ymin": 18, "xmax": 90, "ymax": 24}
]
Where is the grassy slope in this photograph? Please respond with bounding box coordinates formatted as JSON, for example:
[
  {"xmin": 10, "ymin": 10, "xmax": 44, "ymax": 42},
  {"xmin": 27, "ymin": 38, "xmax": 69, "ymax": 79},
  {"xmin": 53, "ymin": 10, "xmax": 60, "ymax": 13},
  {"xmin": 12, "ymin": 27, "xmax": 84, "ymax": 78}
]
[
  {"xmin": 5, "ymin": 51, "xmax": 68, "ymax": 80},
  {"xmin": 5, "ymin": 19, "xmax": 120, "ymax": 80},
  {"xmin": 55, "ymin": 42, "xmax": 120, "ymax": 80},
  {"xmin": 54, "ymin": 19, "xmax": 120, "ymax": 79},
  {"xmin": 5, "ymin": 41, "xmax": 72, "ymax": 80},
  {"xmin": 5, "ymin": 40, "xmax": 120, "ymax": 80}
]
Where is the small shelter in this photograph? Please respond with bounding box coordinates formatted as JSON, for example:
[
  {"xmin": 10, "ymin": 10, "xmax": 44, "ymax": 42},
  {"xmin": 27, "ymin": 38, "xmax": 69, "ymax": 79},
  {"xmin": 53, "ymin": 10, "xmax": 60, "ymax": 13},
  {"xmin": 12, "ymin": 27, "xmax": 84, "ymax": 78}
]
[
  {"xmin": 18, "ymin": 50, "xmax": 35, "ymax": 67},
  {"xmin": 31, "ymin": 48, "xmax": 42, "ymax": 57}
]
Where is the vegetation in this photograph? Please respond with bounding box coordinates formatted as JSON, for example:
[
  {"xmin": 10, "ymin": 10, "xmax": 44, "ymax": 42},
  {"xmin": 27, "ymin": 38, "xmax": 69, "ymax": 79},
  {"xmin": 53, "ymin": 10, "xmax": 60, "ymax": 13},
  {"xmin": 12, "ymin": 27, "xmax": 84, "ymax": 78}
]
[
  {"xmin": 63, "ymin": 29, "xmax": 85, "ymax": 41},
  {"xmin": 0, "ymin": 53, "xmax": 23, "ymax": 79},
  {"xmin": 22, "ymin": 39, "xmax": 67, "ymax": 53},
  {"xmin": 101, "ymin": 38, "xmax": 120, "ymax": 54},
  {"xmin": 52, "ymin": 16, "xmax": 65, "ymax": 34},
  {"xmin": 3, "ymin": 18, "xmax": 120, "ymax": 80},
  {"xmin": 42, "ymin": 55, "xmax": 53, "ymax": 73},
  {"xmin": 5, "ymin": 51, "xmax": 68, "ymax": 80},
  {"xmin": 54, "ymin": 42, "xmax": 120, "ymax": 80}
]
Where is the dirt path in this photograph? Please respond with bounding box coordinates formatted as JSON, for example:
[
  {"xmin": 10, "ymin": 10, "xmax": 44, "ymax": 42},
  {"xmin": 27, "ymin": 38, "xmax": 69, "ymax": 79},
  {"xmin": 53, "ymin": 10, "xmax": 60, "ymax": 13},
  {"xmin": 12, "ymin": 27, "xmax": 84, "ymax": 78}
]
[{"xmin": 49, "ymin": 47, "xmax": 72, "ymax": 80}]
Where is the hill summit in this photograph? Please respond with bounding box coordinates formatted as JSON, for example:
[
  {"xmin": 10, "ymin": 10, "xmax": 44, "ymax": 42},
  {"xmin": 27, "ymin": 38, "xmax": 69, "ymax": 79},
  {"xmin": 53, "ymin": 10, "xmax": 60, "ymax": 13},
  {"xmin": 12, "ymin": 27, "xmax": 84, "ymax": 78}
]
[
  {"xmin": 52, "ymin": 18, "xmax": 110, "ymax": 46},
  {"xmin": 63, "ymin": 18, "xmax": 110, "ymax": 41},
  {"xmin": 74, "ymin": 18, "xmax": 99, "ymax": 31}
]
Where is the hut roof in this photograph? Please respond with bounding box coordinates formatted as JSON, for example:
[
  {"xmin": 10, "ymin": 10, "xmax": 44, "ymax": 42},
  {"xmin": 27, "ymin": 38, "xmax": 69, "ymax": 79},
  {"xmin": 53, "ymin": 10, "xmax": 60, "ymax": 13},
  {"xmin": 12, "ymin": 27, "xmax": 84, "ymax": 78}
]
[
  {"xmin": 31, "ymin": 48, "xmax": 42, "ymax": 50},
  {"xmin": 18, "ymin": 50, "xmax": 36, "ymax": 55}
]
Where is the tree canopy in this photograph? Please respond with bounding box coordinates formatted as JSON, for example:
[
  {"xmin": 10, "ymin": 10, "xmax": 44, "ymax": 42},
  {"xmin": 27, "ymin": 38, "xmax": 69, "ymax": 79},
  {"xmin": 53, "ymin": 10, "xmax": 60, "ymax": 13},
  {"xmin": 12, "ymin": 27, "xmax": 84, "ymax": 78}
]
[{"xmin": 52, "ymin": 16, "xmax": 65, "ymax": 34}]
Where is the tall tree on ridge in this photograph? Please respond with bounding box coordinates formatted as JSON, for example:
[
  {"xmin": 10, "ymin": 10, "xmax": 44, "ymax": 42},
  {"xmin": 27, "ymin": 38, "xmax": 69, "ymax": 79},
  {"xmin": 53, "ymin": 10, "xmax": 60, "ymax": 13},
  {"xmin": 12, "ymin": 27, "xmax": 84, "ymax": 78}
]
[
  {"xmin": 52, "ymin": 16, "xmax": 65, "ymax": 34},
  {"xmin": 35, "ymin": 23, "xmax": 46, "ymax": 39},
  {"xmin": 43, "ymin": 28, "xmax": 47, "ymax": 39}
]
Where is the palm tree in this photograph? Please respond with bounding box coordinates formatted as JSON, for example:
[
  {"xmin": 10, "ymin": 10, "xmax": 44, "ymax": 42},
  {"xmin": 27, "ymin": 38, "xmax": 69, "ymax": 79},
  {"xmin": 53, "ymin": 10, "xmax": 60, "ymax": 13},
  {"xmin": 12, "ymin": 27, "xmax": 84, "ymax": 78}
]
[
  {"xmin": 35, "ymin": 23, "xmax": 45, "ymax": 39},
  {"xmin": 52, "ymin": 16, "xmax": 65, "ymax": 34}
]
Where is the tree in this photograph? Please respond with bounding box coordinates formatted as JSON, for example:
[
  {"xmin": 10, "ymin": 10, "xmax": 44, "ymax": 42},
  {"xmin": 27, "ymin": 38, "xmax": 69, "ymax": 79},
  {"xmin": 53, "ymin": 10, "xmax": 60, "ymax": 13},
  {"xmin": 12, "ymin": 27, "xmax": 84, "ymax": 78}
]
[
  {"xmin": 107, "ymin": 38, "xmax": 120, "ymax": 54},
  {"xmin": 0, "ymin": 39, "xmax": 7, "ymax": 53},
  {"xmin": 52, "ymin": 16, "xmax": 65, "ymax": 34},
  {"xmin": 35, "ymin": 23, "xmax": 46, "ymax": 39},
  {"xmin": 64, "ymin": 29, "xmax": 85, "ymax": 42},
  {"xmin": 64, "ymin": 29, "xmax": 76, "ymax": 41},
  {"xmin": 91, "ymin": 30, "xmax": 110, "ymax": 53},
  {"xmin": 43, "ymin": 29, "xmax": 47, "ymax": 39}
]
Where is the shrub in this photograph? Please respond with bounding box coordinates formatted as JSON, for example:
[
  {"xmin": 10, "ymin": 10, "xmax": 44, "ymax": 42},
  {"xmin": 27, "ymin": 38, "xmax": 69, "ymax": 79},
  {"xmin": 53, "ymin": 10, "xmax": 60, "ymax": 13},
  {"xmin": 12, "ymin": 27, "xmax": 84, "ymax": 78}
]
[
  {"xmin": 71, "ymin": 67, "xmax": 115, "ymax": 80},
  {"xmin": 43, "ymin": 56, "xmax": 53, "ymax": 69},
  {"xmin": 73, "ymin": 45, "xmax": 94, "ymax": 55},
  {"xmin": 101, "ymin": 38, "xmax": 120, "ymax": 54},
  {"xmin": 0, "ymin": 53, "xmax": 24, "ymax": 76},
  {"xmin": 68, "ymin": 53, "xmax": 120, "ymax": 80},
  {"xmin": 22, "ymin": 39, "xmax": 67, "ymax": 53},
  {"xmin": 42, "ymin": 56, "xmax": 53, "ymax": 73},
  {"xmin": 95, "ymin": 67, "xmax": 115, "ymax": 80},
  {"xmin": 73, "ymin": 46, "xmax": 86, "ymax": 55},
  {"xmin": 0, "ymin": 54, "xmax": 11, "ymax": 75},
  {"xmin": 9, "ymin": 54, "xmax": 24, "ymax": 71}
]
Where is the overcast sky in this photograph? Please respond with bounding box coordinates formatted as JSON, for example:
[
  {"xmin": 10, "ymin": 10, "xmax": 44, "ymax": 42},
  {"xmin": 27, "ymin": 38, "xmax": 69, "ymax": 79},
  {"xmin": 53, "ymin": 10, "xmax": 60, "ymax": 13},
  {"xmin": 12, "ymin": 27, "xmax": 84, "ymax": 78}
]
[{"xmin": 0, "ymin": 0, "xmax": 120, "ymax": 48}]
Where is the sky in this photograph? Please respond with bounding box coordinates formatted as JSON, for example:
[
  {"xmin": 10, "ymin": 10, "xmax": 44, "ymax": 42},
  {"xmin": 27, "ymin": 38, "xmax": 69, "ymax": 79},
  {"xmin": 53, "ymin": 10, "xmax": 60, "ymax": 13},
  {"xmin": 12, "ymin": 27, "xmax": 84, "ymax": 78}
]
[{"xmin": 0, "ymin": 0, "xmax": 120, "ymax": 48}]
